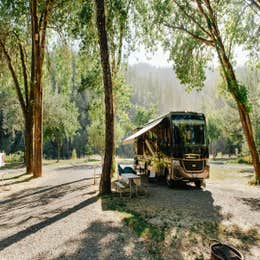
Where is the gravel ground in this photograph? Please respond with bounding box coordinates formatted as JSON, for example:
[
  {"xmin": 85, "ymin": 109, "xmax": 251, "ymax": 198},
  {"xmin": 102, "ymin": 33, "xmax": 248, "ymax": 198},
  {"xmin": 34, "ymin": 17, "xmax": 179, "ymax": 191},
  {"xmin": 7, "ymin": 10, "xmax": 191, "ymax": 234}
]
[
  {"xmin": 0, "ymin": 163, "xmax": 148, "ymax": 260},
  {"xmin": 0, "ymin": 161, "xmax": 259, "ymax": 259},
  {"xmin": 125, "ymin": 162, "xmax": 260, "ymax": 259}
]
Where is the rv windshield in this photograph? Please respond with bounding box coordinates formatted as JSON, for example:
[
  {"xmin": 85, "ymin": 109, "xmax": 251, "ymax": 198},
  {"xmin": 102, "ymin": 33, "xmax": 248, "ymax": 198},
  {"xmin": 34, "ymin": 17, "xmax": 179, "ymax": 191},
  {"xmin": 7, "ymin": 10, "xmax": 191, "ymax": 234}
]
[{"xmin": 172, "ymin": 119, "xmax": 205, "ymax": 145}]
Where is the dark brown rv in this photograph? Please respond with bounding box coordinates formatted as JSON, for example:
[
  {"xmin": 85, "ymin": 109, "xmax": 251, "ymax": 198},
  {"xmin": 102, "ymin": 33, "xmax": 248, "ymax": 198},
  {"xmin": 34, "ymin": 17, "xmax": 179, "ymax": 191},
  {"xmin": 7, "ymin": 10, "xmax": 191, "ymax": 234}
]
[{"xmin": 123, "ymin": 111, "xmax": 210, "ymax": 187}]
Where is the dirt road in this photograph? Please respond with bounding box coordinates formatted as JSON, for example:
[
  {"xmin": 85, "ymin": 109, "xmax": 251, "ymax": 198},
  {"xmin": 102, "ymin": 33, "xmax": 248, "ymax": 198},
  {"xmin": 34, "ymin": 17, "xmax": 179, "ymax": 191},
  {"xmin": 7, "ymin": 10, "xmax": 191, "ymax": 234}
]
[
  {"xmin": 0, "ymin": 161, "xmax": 259, "ymax": 259},
  {"xmin": 0, "ymin": 163, "xmax": 148, "ymax": 260}
]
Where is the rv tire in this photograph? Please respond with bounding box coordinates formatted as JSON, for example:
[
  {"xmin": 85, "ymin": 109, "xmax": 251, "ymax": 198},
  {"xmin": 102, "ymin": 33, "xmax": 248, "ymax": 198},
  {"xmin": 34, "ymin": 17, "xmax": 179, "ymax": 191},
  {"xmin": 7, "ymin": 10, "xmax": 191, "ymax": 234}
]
[
  {"xmin": 165, "ymin": 169, "xmax": 173, "ymax": 188},
  {"xmin": 194, "ymin": 180, "xmax": 203, "ymax": 188}
]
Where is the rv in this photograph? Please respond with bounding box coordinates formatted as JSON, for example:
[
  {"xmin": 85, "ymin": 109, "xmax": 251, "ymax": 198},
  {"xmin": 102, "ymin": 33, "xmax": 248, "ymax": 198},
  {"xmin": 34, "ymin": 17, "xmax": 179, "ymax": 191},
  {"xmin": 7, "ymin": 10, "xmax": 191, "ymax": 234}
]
[{"xmin": 123, "ymin": 111, "xmax": 209, "ymax": 187}]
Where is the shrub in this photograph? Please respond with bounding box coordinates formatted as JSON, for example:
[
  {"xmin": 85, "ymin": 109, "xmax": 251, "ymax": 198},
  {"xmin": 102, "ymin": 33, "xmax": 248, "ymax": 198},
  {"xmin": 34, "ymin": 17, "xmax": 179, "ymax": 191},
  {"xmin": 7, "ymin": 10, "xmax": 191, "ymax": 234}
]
[
  {"xmin": 71, "ymin": 149, "xmax": 77, "ymax": 160},
  {"xmin": 5, "ymin": 151, "xmax": 24, "ymax": 163},
  {"xmin": 237, "ymin": 155, "xmax": 252, "ymax": 164}
]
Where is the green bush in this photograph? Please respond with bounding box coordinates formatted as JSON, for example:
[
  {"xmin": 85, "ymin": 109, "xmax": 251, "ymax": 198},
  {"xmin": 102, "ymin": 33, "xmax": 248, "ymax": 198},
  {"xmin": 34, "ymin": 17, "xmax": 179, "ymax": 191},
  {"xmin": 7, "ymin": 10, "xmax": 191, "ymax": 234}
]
[
  {"xmin": 5, "ymin": 151, "xmax": 24, "ymax": 163},
  {"xmin": 237, "ymin": 155, "xmax": 252, "ymax": 164},
  {"xmin": 71, "ymin": 149, "xmax": 77, "ymax": 160},
  {"xmin": 85, "ymin": 144, "xmax": 92, "ymax": 156}
]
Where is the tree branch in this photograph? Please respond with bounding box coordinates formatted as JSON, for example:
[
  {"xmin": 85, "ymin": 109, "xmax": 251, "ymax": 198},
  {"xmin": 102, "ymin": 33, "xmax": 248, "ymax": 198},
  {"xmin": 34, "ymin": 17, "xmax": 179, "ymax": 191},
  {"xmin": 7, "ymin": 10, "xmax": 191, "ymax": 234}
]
[
  {"xmin": 18, "ymin": 42, "xmax": 29, "ymax": 107},
  {"xmin": 202, "ymin": 0, "xmax": 223, "ymax": 43},
  {"xmin": 116, "ymin": 23, "xmax": 124, "ymax": 71},
  {"xmin": 40, "ymin": 0, "xmax": 51, "ymax": 70},
  {"xmin": 163, "ymin": 23, "xmax": 215, "ymax": 46},
  {"xmin": 247, "ymin": 0, "xmax": 260, "ymax": 11},
  {"xmin": 227, "ymin": 4, "xmax": 248, "ymax": 58},
  {"xmin": 0, "ymin": 39, "xmax": 26, "ymax": 116},
  {"xmin": 175, "ymin": 1, "xmax": 212, "ymax": 38},
  {"xmin": 11, "ymin": 31, "xmax": 30, "ymax": 106},
  {"xmin": 195, "ymin": 0, "xmax": 216, "ymax": 41}
]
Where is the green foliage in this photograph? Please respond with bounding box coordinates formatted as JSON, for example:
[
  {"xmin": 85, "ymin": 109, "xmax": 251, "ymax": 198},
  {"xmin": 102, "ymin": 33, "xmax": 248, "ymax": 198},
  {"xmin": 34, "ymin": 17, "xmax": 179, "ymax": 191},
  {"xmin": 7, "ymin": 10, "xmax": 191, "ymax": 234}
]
[
  {"xmin": 77, "ymin": 0, "xmax": 145, "ymax": 157},
  {"xmin": 207, "ymin": 113, "xmax": 222, "ymax": 142},
  {"xmin": 43, "ymin": 86, "xmax": 79, "ymax": 143},
  {"xmin": 131, "ymin": 105, "xmax": 157, "ymax": 128},
  {"xmin": 0, "ymin": 71, "xmax": 23, "ymax": 132},
  {"xmin": 235, "ymin": 83, "xmax": 251, "ymax": 112},
  {"xmin": 87, "ymin": 117, "xmax": 105, "ymax": 156},
  {"xmin": 71, "ymin": 149, "xmax": 77, "ymax": 160},
  {"xmin": 135, "ymin": 0, "xmax": 259, "ymax": 97},
  {"xmin": 85, "ymin": 144, "xmax": 92, "ymax": 156},
  {"xmin": 79, "ymin": 1, "xmax": 94, "ymax": 26},
  {"xmin": 5, "ymin": 151, "xmax": 24, "ymax": 163},
  {"xmin": 170, "ymin": 38, "xmax": 208, "ymax": 91},
  {"xmin": 42, "ymin": 42, "xmax": 80, "ymax": 159}
]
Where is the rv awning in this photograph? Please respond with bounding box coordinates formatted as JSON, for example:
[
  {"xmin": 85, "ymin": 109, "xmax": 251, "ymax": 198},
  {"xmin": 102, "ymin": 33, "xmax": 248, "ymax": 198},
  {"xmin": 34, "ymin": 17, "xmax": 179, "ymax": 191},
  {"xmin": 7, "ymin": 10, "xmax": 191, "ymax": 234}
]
[{"xmin": 123, "ymin": 118, "xmax": 164, "ymax": 144}]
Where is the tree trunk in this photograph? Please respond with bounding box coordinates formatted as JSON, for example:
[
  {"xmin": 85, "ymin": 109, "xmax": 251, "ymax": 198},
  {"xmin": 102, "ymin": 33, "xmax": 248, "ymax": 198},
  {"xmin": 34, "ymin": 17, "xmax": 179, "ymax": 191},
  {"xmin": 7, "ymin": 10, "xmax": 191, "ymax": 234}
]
[
  {"xmin": 0, "ymin": 38, "xmax": 35, "ymax": 175},
  {"xmin": 25, "ymin": 110, "xmax": 34, "ymax": 174},
  {"xmin": 56, "ymin": 134, "xmax": 61, "ymax": 162},
  {"xmin": 216, "ymin": 38, "xmax": 260, "ymax": 182},
  {"xmin": 30, "ymin": 0, "xmax": 50, "ymax": 177},
  {"xmin": 201, "ymin": 1, "xmax": 260, "ymax": 182},
  {"xmin": 33, "ymin": 82, "xmax": 43, "ymax": 177},
  {"xmin": 31, "ymin": 1, "xmax": 42, "ymax": 177},
  {"xmin": 95, "ymin": 0, "xmax": 114, "ymax": 194},
  {"xmin": 236, "ymin": 102, "xmax": 260, "ymax": 181}
]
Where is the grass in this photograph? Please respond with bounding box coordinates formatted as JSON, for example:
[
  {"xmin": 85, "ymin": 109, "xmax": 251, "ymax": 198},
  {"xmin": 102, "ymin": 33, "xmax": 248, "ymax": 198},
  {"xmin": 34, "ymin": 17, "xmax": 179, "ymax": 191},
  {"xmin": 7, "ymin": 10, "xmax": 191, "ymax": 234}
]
[
  {"xmin": 225, "ymin": 155, "xmax": 252, "ymax": 165},
  {"xmin": 209, "ymin": 163, "xmax": 254, "ymax": 182},
  {"xmin": 209, "ymin": 162, "xmax": 258, "ymax": 186},
  {"xmin": 248, "ymin": 177, "xmax": 260, "ymax": 186},
  {"xmin": 1, "ymin": 157, "xmax": 101, "ymax": 170},
  {"xmin": 103, "ymin": 195, "xmax": 223, "ymax": 258},
  {"xmin": 103, "ymin": 195, "xmax": 165, "ymax": 258},
  {"xmin": 1, "ymin": 162, "xmax": 24, "ymax": 170},
  {"xmin": 102, "ymin": 189, "xmax": 260, "ymax": 259}
]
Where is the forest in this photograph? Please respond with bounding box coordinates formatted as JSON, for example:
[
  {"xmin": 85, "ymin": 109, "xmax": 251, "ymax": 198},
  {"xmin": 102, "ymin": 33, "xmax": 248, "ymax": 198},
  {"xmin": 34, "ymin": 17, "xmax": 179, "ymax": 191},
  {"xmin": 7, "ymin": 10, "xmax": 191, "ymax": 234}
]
[{"xmin": 0, "ymin": 0, "xmax": 259, "ymax": 192}]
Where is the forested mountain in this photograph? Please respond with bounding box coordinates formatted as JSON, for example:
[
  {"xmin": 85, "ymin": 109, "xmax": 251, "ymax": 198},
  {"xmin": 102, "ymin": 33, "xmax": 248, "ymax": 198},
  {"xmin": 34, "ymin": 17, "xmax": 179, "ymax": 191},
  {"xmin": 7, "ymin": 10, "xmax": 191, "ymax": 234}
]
[
  {"xmin": 126, "ymin": 63, "xmax": 260, "ymax": 157},
  {"xmin": 127, "ymin": 63, "xmax": 223, "ymax": 114}
]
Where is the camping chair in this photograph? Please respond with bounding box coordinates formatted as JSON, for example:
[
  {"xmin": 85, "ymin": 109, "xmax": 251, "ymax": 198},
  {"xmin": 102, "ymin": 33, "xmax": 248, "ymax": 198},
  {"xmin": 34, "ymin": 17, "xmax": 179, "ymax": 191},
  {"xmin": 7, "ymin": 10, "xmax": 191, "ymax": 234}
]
[
  {"xmin": 123, "ymin": 166, "xmax": 137, "ymax": 174},
  {"xmin": 118, "ymin": 164, "xmax": 124, "ymax": 176}
]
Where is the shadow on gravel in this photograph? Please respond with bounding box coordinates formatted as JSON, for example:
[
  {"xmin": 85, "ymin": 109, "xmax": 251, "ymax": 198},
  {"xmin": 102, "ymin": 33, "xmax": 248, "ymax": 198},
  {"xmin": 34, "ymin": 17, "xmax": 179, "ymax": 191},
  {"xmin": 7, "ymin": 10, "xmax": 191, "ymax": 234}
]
[
  {"xmin": 0, "ymin": 177, "xmax": 93, "ymax": 206},
  {"xmin": 55, "ymin": 164, "xmax": 101, "ymax": 172},
  {"xmin": 100, "ymin": 182, "xmax": 260, "ymax": 259},
  {"xmin": 239, "ymin": 168, "xmax": 254, "ymax": 173},
  {"xmin": 0, "ymin": 177, "xmax": 95, "ymax": 232},
  {"xmin": 54, "ymin": 220, "xmax": 143, "ymax": 260},
  {"xmin": 0, "ymin": 194, "xmax": 99, "ymax": 251},
  {"xmin": 0, "ymin": 162, "xmax": 24, "ymax": 170},
  {"xmin": 239, "ymin": 197, "xmax": 260, "ymax": 211},
  {"xmin": 1, "ymin": 176, "xmax": 34, "ymax": 188},
  {"xmin": 1, "ymin": 172, "xmax": 28, "ymax": 181}
]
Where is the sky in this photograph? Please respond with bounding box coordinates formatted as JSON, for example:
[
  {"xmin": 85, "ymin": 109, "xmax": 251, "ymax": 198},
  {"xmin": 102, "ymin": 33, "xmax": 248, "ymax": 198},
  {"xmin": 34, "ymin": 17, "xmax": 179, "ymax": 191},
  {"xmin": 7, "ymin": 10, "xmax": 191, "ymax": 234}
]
[
  {"xmin": 128, "ymin": 45, "xmax": 171, "ymax": 67},
  {"xmin": 128, "ymin": 45, "xmax": 249, "ymax": 68}
]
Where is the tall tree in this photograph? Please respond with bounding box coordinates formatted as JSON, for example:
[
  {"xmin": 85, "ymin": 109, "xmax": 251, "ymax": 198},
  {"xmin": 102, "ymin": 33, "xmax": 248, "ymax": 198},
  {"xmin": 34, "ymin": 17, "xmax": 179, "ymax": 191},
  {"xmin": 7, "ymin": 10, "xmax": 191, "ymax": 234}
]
[
  {"xmin": 31, "ymin": 0, "xmax": 52, "ymax": 177},
  {"xmin": 140, "ymin": 0, "xmax": 260, "ymax": 183},
  {"xmin": 0, "ymin": 2, "xmax": 35, "ymax": 174},
  {"xmin": 0, "ymin": 0, "xmax": 68, "ymax": 176},
  {"xmin": 95, "ymin": 0, "xmax": 114, "ymax": 194}
]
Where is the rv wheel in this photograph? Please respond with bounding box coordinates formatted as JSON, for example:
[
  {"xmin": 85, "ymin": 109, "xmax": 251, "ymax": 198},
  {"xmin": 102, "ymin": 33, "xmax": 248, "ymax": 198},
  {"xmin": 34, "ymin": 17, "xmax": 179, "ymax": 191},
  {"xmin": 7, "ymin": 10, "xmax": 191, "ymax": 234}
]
[
  {"xmin": 194, "ymin": 180, "xmax": 203, "ymax": 188},
  {"xmin": 144, "ymin": 162, "xmax": 148, "ymax": 176},
  {"xmin": 165, "ymin": 169, "xmax": 173, "ymax": 188}
]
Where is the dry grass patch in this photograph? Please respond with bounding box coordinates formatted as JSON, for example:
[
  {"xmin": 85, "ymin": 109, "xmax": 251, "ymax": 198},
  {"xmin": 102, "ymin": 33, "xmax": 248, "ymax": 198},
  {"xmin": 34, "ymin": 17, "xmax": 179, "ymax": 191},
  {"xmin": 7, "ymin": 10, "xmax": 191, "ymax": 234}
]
[{"xmin": 102, "ymin": 194, "xmax": 260, "ymax": 259}]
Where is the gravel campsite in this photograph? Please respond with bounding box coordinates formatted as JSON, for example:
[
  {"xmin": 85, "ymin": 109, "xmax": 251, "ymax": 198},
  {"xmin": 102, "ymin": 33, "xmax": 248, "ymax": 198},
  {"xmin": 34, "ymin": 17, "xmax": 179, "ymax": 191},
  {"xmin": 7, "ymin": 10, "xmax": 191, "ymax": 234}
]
[{"xmin": 0, "ymin": 160, "xmax": 259, "ymax": 260}]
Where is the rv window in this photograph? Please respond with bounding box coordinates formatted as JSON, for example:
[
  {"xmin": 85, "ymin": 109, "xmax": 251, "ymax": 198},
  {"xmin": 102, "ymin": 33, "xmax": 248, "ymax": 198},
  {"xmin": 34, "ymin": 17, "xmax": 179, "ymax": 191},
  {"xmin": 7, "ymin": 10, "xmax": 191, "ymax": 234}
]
[{"xmin": 173, "ymin": 124, "xmax": 205, "ymax": 145}]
